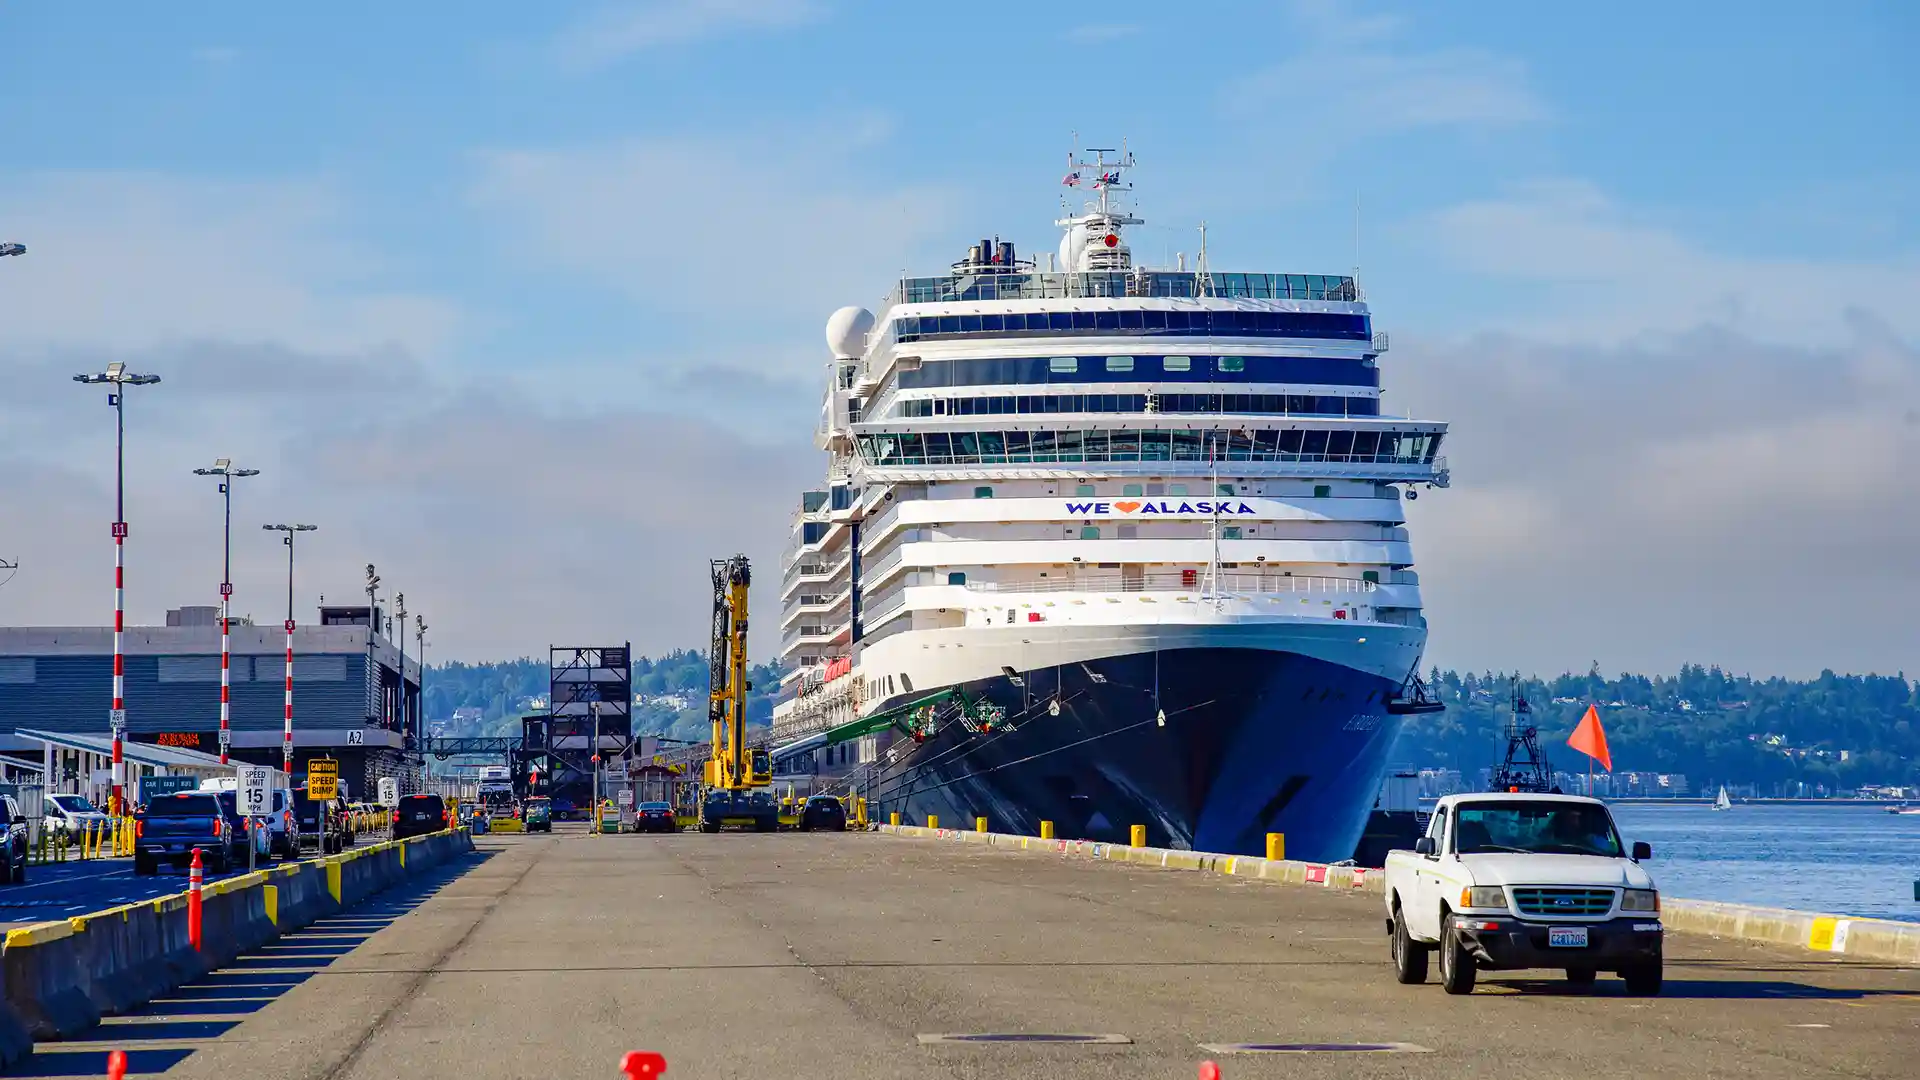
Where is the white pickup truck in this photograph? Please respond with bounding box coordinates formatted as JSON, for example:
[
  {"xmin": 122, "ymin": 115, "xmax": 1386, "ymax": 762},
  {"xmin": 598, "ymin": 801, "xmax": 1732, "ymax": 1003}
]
[{"xmin": 1384, "ymin": 792, "xmax": 1663, "ymax": 995}]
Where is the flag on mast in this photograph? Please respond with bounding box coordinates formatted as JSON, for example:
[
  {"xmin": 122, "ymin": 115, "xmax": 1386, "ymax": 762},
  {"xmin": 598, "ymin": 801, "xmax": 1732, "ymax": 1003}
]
[{"xmin": 1567, "ymin": 704, "xmax": 1613, "ymax": 771}]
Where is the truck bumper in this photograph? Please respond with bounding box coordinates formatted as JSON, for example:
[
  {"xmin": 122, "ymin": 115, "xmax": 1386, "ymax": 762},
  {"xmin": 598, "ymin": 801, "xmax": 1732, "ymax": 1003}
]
[{"xmin": 1453, "ymin": 916, "xmax": 1663, "ymax": 971}]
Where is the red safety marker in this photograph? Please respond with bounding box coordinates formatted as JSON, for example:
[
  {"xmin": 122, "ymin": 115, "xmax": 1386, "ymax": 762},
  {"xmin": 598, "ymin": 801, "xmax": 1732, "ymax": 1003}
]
[
  {"xmin": 620, "ymin": 1051, "xmax": 667, "ymax": 1078},
  {"xmin": 1198, "ymin": 1061, "xmax": 1221, "ymax": 1080},
  {"xmin": 187, "ymin": 848, "xmax": 205, "ymax": 951},
  {"xmin": 106, "ymin": 1049, "xmax": 128, "ymax": 1080}
]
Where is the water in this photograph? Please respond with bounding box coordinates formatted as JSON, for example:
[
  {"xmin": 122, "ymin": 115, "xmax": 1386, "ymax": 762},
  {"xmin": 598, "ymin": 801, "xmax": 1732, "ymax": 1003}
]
[{"xmin": 1609, "ymin": 803, "xmax": 1920, "ymax": 922}]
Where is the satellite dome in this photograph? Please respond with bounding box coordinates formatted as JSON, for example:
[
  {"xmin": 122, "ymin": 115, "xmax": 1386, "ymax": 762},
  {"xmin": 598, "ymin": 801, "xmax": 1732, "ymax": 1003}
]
[{"xmin": 825, "ymin": 306, "xmax": 874, "ymax": 358}]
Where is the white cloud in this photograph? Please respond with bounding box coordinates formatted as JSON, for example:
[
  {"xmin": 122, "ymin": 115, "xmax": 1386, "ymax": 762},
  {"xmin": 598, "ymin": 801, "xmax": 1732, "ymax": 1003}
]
[
  {"xmin": 1226, "ymin": 4, "xmax": 1547, "ymax": 138},
  {"xmin": 1417, "ymin": 179, "xmax": 1920, "ymax": 343},
  {"xmin": 1396, "ymin": 320, "xmax": 1920, "ymax": 678},
  {"xmin": 0, "ymin": 172, "xmax": 459, "ymax": 357},
  {"xmin": 468, "ymin": 121, "xmax": 963, "ymax": 367},
  {"xmin": 553, "ymin": 0, "xmax": 822, "ymax": 70},
  {"xmin": 1066, "ymin": 24, "xmax": 1140, "ymax": 43}
]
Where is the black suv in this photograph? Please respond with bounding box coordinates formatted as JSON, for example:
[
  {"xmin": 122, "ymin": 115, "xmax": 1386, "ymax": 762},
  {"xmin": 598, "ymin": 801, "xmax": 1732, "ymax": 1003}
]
[
  {"xmin": 392, "ymin": 793, "xmax": 447, "ymax": 840},
  {"xmin": 0, "ymin": 794, "xmax": 27, "ymax": 884},
  {"xmin": 799, "ymin": 795, "xmax": 848, "ymax": 832},
  {"xmin": 294, "ymin": 785, "xmax": 353, "ymax": 854},
  {"xmin": 135, "ymin": 791, "xmax": 248, "ymax": 873}
]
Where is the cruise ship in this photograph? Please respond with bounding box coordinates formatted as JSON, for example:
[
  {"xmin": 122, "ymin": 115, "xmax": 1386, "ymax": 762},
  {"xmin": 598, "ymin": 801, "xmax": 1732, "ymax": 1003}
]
[{"xmin": 771, "ymin": 149, "xmax": 1449, "ymax": 862}]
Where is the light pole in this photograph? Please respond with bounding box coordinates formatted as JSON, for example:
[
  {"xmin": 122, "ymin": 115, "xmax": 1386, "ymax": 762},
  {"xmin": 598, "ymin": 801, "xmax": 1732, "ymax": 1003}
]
[
  {"xmin": 264, "ymin": 524, "xmax": 316, "ymax": 776},
  {"xmin": 414, "ymin": 614, "xmax": 428, "ymax": 743},
  {"xmin": 72, "ymin": 361, "xmax": 161, "ymax": 815},
  {"xmin": 364, "ymin": 564, "xmax": 381, "ymax": 734},
  {"xmin": 194, "ymin": 460, "xmax": 259, "ymax": 765}
]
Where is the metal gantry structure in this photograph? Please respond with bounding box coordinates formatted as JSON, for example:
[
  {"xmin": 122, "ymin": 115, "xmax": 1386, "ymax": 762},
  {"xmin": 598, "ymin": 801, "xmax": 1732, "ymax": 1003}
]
[{"xmin": 1489, "ymin": 678, "xmax": 1553, "ymax": 793}]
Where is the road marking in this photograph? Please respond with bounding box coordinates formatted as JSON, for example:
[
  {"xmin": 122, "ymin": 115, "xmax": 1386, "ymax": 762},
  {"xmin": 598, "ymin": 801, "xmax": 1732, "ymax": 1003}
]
[
  {"xmin": 1199, "ymin": 1042, "xmax": 1433, "ymax": 1054},
  {"xmin": 1789, "ymin": 1024, "xmax": 1832, "ymax": 1028},
  {"xmin": 917, "ymin": 1033, "xmax": 1132, "ymax": 1045}
]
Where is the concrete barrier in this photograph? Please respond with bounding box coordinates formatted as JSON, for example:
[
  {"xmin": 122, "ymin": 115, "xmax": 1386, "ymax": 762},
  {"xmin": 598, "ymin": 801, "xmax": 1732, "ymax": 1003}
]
[
  {"xmin": 0, "ymin": 825, "xmax": 478, "ymax": 1053},
  {"xmin": 875, "ymin": 824, "xmax": 1915, "ymax": 966},
  {"xmin": 1, "ymin": 921, "xmax": 100, "ymax": 1039}
]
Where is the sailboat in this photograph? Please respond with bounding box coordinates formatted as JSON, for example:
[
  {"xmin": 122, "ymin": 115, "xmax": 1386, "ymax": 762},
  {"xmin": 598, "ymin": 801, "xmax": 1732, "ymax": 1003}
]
[{"xmin": 1713, "ymin": 785, "xmax": 1733, "ymax": 811}]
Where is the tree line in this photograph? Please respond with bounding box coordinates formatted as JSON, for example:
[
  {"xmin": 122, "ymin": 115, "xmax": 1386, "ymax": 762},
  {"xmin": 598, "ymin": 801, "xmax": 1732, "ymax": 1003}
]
[{"xmin": 424, "ymin": 649, "xmax": 782, "ymax": 743}]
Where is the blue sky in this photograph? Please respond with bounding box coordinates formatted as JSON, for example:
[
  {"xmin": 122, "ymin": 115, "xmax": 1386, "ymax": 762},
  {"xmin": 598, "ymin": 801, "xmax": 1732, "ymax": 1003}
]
[{"xmin": 2, "ymin": 1, "xmax": 1916, "ymax": 674}]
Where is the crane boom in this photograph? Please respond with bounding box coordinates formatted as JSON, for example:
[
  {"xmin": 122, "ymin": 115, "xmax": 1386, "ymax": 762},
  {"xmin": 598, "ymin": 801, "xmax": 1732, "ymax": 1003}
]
[{"xmin": 700, "ymin": 554, "xmax": 773, "ymax": 830}]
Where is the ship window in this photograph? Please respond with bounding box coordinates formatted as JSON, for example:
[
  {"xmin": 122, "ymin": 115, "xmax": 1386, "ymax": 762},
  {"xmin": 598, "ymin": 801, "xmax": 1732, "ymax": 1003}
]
[
  {"xmin": 1218, "ymin": 356, "xmax": 1246, "ymax": 373},
  {"xmin": 1221, "ymin": 526, "xmax": 1242, "ymax": 540},
  {"xmin": 1106, "ymin": 355, "xmax": 1134, "ymax": 372},
  {"xmin": 1168, "ymin": 484, "xmax": 1188, "ymax": 496},
  {"xmin": 973, "ymin": 486, "xmax": 994, "ymax": 499},
  {"xmin": 1164, "ymin": 355, "xmax": 1191, "ymax": 371},
  {"xmin": 948, "ymin": 572, "xmax": 967, "ymax": 585},
  {"xmin": 1076, "ymin": 484, "xmax": 1095, "ymax": 497},
  {"xmin": 1314, "ymin": 484, "xmax": 1332, "ymax": 498},
  {"xmin": 1363, "ymin": 570, "xmax": 1380, "ymax": 584},
  {"xmin": 1049, "ymin": 357, "xmax": 1078, "ymax": 373},
  {"xmin": 1116, "ymin": 524, "xmax": 1139, "ymax": 539},
  {"xmin": 1079, "ymin": 526, "xmax": 1101, "ymax": 540},
  {"xmin": 1122, "ymin": 483, "xmax": 1143, "ymax": 497},
  {"xmin": 1217, "ymin": 483, "xmax": 1235, "ymax": 495}
]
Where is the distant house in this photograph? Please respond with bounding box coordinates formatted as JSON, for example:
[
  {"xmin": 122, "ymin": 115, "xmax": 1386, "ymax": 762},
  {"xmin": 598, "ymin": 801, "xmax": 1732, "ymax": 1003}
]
[{"xmin": 452, "ymin": 707, "xmax": 485, "ymax": 724}]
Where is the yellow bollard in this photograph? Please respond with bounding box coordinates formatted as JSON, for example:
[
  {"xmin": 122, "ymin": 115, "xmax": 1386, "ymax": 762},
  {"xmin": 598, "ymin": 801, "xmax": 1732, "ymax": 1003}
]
[
  {"xmin": 889, "ymin": 811, "xmax": 901, "ymax": 827},
  {"xmin": 1130, "ymin": 824, "xmax": 1146, "ymax": 847},
  {"xmin": 975, "ymin": 816, "xmax": 988, "ymax": 833},
  {"xmin": 927, "ymin": 814, "xmax": 939, "ymax": 830},
  {"xmin": 1040, "ymin": 820, "xmax": 1055, "ymax": 840},
  {"xmin": 857, "ymin": 797, "xmax": 868, "ymax": 826},
  {"xmin": 1266, "ymin": 832, "xmax": 1285, "ymax": 861}
]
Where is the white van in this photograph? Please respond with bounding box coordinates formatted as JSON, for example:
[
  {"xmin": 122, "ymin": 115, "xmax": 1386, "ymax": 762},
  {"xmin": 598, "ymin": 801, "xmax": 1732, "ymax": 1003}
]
[{"xmin": 198, "ymin": 777, "xmax": 297, "ymax": 858}]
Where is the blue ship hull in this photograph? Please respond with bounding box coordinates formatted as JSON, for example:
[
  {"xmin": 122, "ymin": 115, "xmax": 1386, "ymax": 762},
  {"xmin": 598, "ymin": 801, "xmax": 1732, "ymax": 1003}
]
[{"xmin": 864, "ymin": 647, "xmax": 1404, "ymax": 862}]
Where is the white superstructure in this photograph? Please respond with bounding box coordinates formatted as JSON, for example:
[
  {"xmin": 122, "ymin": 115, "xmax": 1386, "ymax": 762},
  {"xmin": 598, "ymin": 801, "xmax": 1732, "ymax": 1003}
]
[{"xmin": 774, "ymin": 149, "xmax": 1449, "ymax": 753}]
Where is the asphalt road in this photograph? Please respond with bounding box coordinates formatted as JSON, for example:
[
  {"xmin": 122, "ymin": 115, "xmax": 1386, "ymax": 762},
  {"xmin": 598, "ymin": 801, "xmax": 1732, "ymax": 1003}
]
[{"xmin": 21, "ymin": 827, "xmax": 1918, "ymax": 1080}]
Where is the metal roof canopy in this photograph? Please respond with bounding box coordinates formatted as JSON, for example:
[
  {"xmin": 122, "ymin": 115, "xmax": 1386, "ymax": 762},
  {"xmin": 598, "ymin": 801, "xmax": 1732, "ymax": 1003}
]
[{"xmin": 15, "ymin": 727, "xmax": 232, "ymax": 773}]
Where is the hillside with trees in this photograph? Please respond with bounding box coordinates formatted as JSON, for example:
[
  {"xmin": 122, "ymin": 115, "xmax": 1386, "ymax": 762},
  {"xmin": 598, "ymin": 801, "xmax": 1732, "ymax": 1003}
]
[
  {"xmin": 424, "ymin": 650, "xmax": 781, "ymax": 743},
  {"xmin": 1398, "ymin": 665, "xmax": 1920, "ymax": 791}
]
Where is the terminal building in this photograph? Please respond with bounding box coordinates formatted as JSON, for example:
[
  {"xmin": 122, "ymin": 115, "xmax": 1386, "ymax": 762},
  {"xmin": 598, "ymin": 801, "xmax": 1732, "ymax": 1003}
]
[{"xmin": 0, "ymin": 603, "xmax": 421, "ymax": 806}]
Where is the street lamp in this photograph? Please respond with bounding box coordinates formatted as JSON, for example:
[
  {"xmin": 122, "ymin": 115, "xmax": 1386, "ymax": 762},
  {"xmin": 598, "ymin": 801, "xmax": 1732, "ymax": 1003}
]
[
  {"xmin": 194, "ymin": 459, "xmax": 259, "ymax": 765},
  {"xmin": 414, "ymin": 614, "xmax": 428, "ymax": 743},
  {"xmin": 364, "ymin": 564, "xmax": 381, "ymax": 732},
  {"xmin": 263, "ymin": 524, "xmax": 316, "ymax": 775},
  {"xmin": 72, "ymin": 361, "xmax": 162, "ymax": 815},
  {"xmin": 392, "ymin": 592, "xmax": 408, "ymax": 751}
]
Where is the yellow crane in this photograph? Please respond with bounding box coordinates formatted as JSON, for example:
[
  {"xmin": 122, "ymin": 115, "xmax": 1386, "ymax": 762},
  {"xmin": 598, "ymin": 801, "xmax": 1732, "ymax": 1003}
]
[{"xmin": 699, "ymin": 554, "xmax": 775, "ymax": 832}]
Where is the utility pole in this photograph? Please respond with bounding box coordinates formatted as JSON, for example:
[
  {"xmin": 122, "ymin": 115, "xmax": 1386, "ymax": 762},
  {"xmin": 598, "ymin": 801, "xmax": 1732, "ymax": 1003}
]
[
  {"xmin": 263, "ymin": 524, "xmax": 316, "ymax": 776},
  {"xmin": 394, "ymin": 592, "xmax": 407, "ymax": 755},
  {"xmin": 364, "ymin": 564, "xmax": 381, "ymax": 735},
  {"xmin": 72, "ymin": 362, "xmax": 161, "ymax": 815},
  {"xmin": 194, "ymin": 460, "xmax": 259, "ymax": 765}
]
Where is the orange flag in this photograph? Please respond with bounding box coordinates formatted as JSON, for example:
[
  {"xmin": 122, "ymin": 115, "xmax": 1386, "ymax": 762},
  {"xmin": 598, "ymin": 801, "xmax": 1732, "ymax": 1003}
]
[{"xmin": 1567, "ymin": 704, "xmax": 1613, "ymax": 771}]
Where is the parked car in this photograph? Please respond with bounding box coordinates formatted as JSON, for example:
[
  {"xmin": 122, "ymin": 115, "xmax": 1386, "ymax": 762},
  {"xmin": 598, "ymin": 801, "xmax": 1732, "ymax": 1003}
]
[
  {"xmin": 798, "ymin": 795, "xmax": 848, "ymax": 832},
  {"xmin": 1383, "ymin": 793, "xmax": 1662, "ymax": 996},
  {"xmin": 392, "ymin": 793, "xmax": 448, "ymax": 840},
  {"xmin": 634, "ymin": 801, "xmax": 677, "ymax": 833},
  {"xmin": 134, "ymin": 791, "xmax": 248, "ymax": 874},
  {"xmin": 523, "ymin": 797, "xmax": 553, "ymax": 832},
  {"xmin": 0, "ymin": 794, "xmax": 28, "ymax": 884},
  {"xmin": 43, "ymin": 792, "xmax": 112, "ymax": 846}
]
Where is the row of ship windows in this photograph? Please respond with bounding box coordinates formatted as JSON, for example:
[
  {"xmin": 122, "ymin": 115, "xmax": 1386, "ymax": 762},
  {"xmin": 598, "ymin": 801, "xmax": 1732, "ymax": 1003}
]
[
  {"xmin": 970, "ymin": 482, "xmax": 1240, "ymax": 498},
  {"xmin": 887, "ymin": 309, "xmax": 1371, "ymax": 343},
  {"xmin": 893, "ymin": 393, "xmax": 1379, "ymax": 418},
  {"xmin": 892, "ymin": 354, "xmax": 1377, "ymax": 391},
  {"xmin": 858, "ymin": 429, "xmax": 1443, "ymax": 466}
]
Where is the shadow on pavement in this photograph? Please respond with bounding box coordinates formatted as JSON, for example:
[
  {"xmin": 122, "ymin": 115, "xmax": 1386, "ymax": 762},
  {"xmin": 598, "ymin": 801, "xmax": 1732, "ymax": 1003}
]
[
  {"xmin": 1483, "ymin": 976, "xmax": 1910, "ymax": 1000},
  {"xmin": 13, "ymin": 850, "xmax": 493, "ymax": 1077}
]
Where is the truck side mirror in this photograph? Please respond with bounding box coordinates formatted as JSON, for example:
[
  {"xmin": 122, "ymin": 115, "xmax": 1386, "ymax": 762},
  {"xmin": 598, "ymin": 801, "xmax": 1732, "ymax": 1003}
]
[
  {"xmin": 1631, "ymin": 841, "xmax": 1652, "ymax": 861},
  {"xmin": 1414, "ymin": 837, "xmax": 1435, "ymax": 856}
]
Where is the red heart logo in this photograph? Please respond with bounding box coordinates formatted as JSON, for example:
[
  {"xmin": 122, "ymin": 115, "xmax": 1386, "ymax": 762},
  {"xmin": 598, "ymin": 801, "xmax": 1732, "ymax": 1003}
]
[{"xmin": 1114, "ymin": 501, "xmax": 1142, "ymax": 513}]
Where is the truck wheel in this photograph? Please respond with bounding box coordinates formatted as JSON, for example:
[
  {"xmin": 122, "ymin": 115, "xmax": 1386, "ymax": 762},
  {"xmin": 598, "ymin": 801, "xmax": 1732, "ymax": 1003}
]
[
  {"xmin": 1391, "ymin": 910, "xmax": 1429, "ymax": 984},
  {"xmin": 1438, "ymin": 922, "xmax": 1477, "ymax": 995},
  {"xmin": 1565, "ymin": 967, "xmax": 1598, "ymax": 989},
  {"xmin": 1622, "ymin": 961, "xmax": 1662, "ymax": 996}
]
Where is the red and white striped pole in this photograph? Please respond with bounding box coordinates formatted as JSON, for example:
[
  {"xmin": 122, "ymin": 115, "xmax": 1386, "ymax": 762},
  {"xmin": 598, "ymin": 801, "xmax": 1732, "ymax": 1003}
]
[
  {"xmin": 196, "ymin": 461, "xmax": 256, "ymax": 766},
  {"xmin": 74, "ymin": 364, "xmax": 159, "ymax": 816},
  {"xmin": 265, "ymin": 524, "xmax": 315, "ymax": 777}
]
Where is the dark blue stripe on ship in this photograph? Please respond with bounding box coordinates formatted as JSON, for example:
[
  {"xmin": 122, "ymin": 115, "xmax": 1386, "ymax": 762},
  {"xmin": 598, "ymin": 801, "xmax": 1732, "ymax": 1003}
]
[{"xmin": 861, "ymin": 648, "xmax": 1403, "ymax": 863}]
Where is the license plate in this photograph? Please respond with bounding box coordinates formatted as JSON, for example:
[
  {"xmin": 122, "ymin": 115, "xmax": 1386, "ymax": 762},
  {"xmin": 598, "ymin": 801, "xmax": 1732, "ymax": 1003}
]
[{"xmin": 1548, "ymin": 926, "xmax": 1589, "ymax": 948}]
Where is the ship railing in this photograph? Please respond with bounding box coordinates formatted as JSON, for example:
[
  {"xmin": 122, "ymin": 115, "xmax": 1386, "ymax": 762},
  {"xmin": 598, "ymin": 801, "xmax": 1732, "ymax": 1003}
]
[
  {"xmin": 882, "ymin": 270, "xmax": 1359, "ymax": 309},
  {"xmin": 861, "ymin": 542, "xmax": 909, "ymax": 585},
  {"xmin": 966, "ymin": 573, "xmax": 1380, "ymax": 596}
]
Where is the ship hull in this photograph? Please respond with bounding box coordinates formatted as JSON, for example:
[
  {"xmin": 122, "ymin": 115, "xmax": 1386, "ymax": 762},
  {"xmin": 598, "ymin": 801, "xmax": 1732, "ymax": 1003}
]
[{"xmin": 864, "ymin": 646, "xmax": 1404, "ymax": 862}]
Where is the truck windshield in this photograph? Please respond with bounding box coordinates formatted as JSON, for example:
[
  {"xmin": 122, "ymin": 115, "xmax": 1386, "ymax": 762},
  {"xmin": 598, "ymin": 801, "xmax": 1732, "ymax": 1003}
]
[
  {"xmin": 50, "ymin": 794, "xmax": 99, "ymax": 814},
  {"xmin": 1453, "ymin": 801, "xmax": 1623, "ymax": 857}
]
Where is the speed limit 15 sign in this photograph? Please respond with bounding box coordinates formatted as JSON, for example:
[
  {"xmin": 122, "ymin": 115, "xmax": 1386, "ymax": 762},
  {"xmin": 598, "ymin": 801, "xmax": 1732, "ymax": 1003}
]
[{"xmin": 238, "ymin": 765, "xmax": 275, "ymax": 817}]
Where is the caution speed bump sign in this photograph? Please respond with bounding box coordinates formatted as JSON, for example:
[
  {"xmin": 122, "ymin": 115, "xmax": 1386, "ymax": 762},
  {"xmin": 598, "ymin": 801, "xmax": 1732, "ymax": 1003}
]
[{"xmin": 307, "ymin": 758, "xmax": 339, "ymax": 800}]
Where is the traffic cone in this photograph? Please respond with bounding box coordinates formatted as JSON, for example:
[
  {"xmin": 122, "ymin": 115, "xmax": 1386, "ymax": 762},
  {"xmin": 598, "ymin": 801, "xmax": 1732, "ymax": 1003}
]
[
  {"xmin": 620, "ymin": 1051, "xmax": 667, "ymax": 1078},
  {"xmin": 107, "ymin": 1049, "xmax": 128, "ymax": 1079},
  {"xmin": 1199, "ymin": 1062, "xmax": 1221, "ymax": 1080}
]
